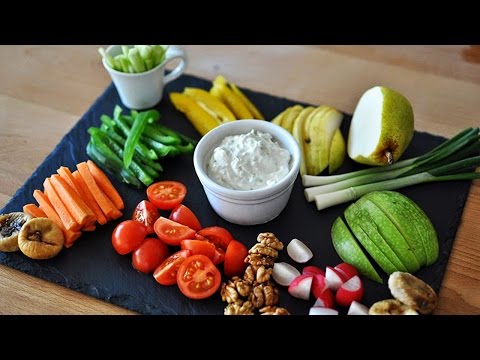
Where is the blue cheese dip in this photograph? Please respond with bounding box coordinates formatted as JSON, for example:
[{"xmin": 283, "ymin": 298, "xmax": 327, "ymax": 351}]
[{"xmin": 207, "ymin": 129, "xmax": 291, "ymax": 191}]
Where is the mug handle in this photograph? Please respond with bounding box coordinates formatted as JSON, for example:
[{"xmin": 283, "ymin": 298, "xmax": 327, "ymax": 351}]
[{"xmin": 163, "ymin": 45, "xmax": 188, "ymax": 85}]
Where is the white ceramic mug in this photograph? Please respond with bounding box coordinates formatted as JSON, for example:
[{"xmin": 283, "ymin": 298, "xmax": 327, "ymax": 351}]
[{"xmin": 103, "ymin": 45, "xmax": 187, "ymax": 109}]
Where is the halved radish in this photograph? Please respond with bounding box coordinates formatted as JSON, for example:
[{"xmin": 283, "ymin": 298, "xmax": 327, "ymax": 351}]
[
  {"xmin": 347, "ymin": 301, "xmax": 369, "ymax": 315},
  {"xmin": 313, "ymin": 288, "xmax": 335, "ymax": 309},
  {"xmin": 288, "ymin": 274, "xmax": 313, "ymax": 300},
  {"xmin": 309, "ymin": 307, "xmax": 339, "ymax": 315},
  {"xmin": 336, "ymin": 275, "xmax": 364, "ymax": 307},
  {"xmin": 287, "ymin": 238, "xmax": 313, "ymax": 263},
  {"xmin": 325, "ymin": 266, "xmax": 346, "ymax": 292},
  {"xmin": 272, "ymin": 262, "xmax": 301, "ymax": 286},
  {"xmin": 334, "ymin": 263, "xmax": 359, "ymax": 281},
  {"xmin": 303, "ymin": 265, "xmax": 325, "ymax": 277}
]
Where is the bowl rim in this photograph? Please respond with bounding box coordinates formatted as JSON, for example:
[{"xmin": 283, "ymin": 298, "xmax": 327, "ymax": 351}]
[{"xmin": 193, "ymin": 119, "xmax": 301, "ymax": 200}]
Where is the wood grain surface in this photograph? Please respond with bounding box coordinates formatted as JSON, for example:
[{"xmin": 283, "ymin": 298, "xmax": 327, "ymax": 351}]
[{"xmin": 0, "ymin": 45, "xmax": 478, "ymax": 315}]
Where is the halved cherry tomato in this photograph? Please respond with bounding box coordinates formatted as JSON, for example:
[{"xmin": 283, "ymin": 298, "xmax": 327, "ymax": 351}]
[
  {"xmin": 224, "ymin": 240, "xmax": 249, "ymax": 278},
  {"xmin": 132, "ymin": 200, "xmax": 159, "ymax": 234},
  {"xmin": 197, "ymin": 226, "xmax": 234, "ymax": 250},
  {"xmin": 154, "ymin": 217, "xmax": 196, "ymax": 246},
  {"xmin": 193, "ymin": 233, "xmax": 224, "ymax": 265},
  {"xmin": 169, "ymin": 204, "xmax": 202, "ymax": 231},
  {"xmin": 153, "ymin": 249, "xmax": 192, "ymax": 286},
  {"xmin": 132, "ymin": 238, "xmax": 169, "ymax": 274},
  {"xmin": 147, "ymin": 181, "xmax": 187, "ymax": 210},
  {"xmin": 112, "ymin": 220, "xmax": 147, "ymax": 255},
  {"xmin": 180, "ymin": 240, "xmax": 216, "ymax": 260},
  {"xmin": 212, "ymin": 246, "xmax": 225, "ymax": 266},
  {"xmin": 176, "ymin": 254, "xmax": 221, "ymax": 300}
]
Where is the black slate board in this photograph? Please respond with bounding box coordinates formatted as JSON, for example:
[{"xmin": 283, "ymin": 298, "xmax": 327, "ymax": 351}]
[{"xmin": 0, "ymin": 74, "xmax": 472, "ymax": 314}]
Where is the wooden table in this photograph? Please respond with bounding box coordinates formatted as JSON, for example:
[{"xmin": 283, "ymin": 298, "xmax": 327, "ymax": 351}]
[{"xmin": 0, "ymin": 45, "xmax": 479, "ymax": 314}]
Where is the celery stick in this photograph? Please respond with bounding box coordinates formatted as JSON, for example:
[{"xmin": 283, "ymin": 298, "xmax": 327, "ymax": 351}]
[
  {"xmin": 116, "ymin": 54, "xmax": 130, "ymax": 73},
  {"xmin": 151, "ymin": 45, "xmax": 165, "ymax": 67},
  {"xmin": 121, "ymin": 45, "xmax": 130, "ymax": 57},
  {"xmin": 145, "ymin": 58, "xmax": 155, "ymax": 70},
  {"xmin": 128, "ymin": 48, "xmax": 146, "ymax": 73},
  {"xmin": 98, "ymin": 47, "xmax": 116, "ymax": 69}
]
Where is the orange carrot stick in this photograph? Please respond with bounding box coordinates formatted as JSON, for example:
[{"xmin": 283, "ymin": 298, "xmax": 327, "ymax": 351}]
[
  {"xmin": 57, "ymin": 166, "xmax": 81, "ymax": 196},
  {"xmin": 63, "ymin": 231, "xmax": 82, "ymax": 248},
  {"xmin": 50, "ymin": 174, "xmax": 96, "ymax": 226},
  {"xmin": 23, "ymin": 203, "xmax": 47, "ymax": 218},
  {"xmin": 32, "ymin": 190, "xmax": 82, "ymax": 246},
  {"xmin": 71, "ymin": 170, "xmax": 108, "ymax": 225},
  {"xmin": 87, "ymin": 160, "xmax": 124, "ymax": 210},
  {"xmin": 77, "ymin": 162, "xmax": 122, "ymax": 220},
  {"xmin": 83, "ymin": 223, "xmax": 96, "ymax": 232},
  {"xmin": 43, "ymin": 177, "xmax": 82, "ymax": 232}
]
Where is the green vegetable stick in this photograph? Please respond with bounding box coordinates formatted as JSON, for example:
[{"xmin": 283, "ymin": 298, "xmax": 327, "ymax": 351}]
[
  {"xmin": 128, "ymin": 48, "xmax": 146, "ymax": 73},
  {"xmin": 151, "ymin": 45, "xmax": 165, "ymax": 67},
  {"xmin": 123, "ymin": 112, "xmax": 149, "ymax": 168},
  {"xmin": 145, "ymin": 58, "xmax": 155, "ymax": 71},
  {"xmin": 116, "ymin": 54, "xmax": 130, "ymax": 73},
  {"xmin": 98, "ymin": 47, "xmax": 116, "ymax": 69},
  {"xmin": 121, "ymin": 45, "xmax": 130, "ymax": 57}
]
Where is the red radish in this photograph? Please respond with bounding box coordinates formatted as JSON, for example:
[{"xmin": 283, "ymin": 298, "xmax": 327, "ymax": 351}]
[
  {"xmin": 311, "ymin": 274, "xmax": 335, "ymax": 308},
  {"xmin": 303, "ymin": 265, "xmax": 325, "ymax": 277},
  {"xmin": 325, "ymin": 266, "xmax": 346, "ymax": 291},
  {"xmin": 336, "ymin": 275, "xmax": 364, "ymax": 307},
  {"xmin": 313, "ymin": 288, "xmax": 335, "ymax": 309},
  {"xmin": 309, "ymin": 307, "xmax": 338, "ymax": 315},
  {"xmin": 311, "ymin": 274, "xmax": 327, "ymax": 298},
  {"xmin": 334, "ymin": 263, "xmax": 359, "ymax": 281},
  {"xmin": 288, "ymin": 274, "xmax": 313, "ymax": 300},
  {"xmin": 287, "ymin": 238, "xmax": 313, "ymax": 263},
  {"xmin": 272, "ymin": 262, "xmax": 301, "ymax": 286},
  {"xmin": 347, "ymin": 301, "xmax": 369, "ymax": 315}
]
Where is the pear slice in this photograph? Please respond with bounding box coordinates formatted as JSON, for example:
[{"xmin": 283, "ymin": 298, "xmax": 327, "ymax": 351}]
[
  {"xmin": 360, "ymin": 192, "xmax": 428, "ymax": 266},
  {"xmin": 348, "ymin": 86, "xmax": 414, "ymax": 166},
  {"xmin": 292, "ymin": 106, "xmax": 315, "ymax": 176},
  {"xmin": 271, "ymin": 107, "xmax": 290, "ymax": 126},
  {"xmin": 183, "ymin": 87, "xmax": 236, "ymax": 123},
  {"xmin": 281, "ymin": 105, "xmax": 303, "ymax": 133},
  {"xmin": 331, "ymin": 217, "xmax": 383, "ymax": 283},
  {"xmin": 365, "ymin": 191, "xmax": 438, "ymax": 266},
  {"xmin": 328, "ymin": 128, "xmax": 346, "ymax": 174},
  {"xmin": 303, "ymin": 106, "xmax": 327, "ymax": 175},
  {"xmin": 345, "ymin": 203, "xmax": 408, "ymax": 274},
  {"xmin": 305, "ymin": 106, "xmax": 343, "ymax": 175},
  {"xmin": 355, "ymin": 199, "xmax": 421, "ymax": 272}
]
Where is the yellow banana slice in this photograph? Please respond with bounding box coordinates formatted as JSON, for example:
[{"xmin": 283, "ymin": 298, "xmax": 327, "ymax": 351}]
[
  {"xmin": 170, "ymin": 92, "xmax": 220, "ymax": 136},
  {"xmin": 183, "ymin": 87, "xmax": 236, "ymax": 123}
]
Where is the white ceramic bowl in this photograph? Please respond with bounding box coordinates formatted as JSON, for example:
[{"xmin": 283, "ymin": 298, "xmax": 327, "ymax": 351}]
[{"xmin": 193, "ymin": 120, "xmax": 301, "ymax": 225}]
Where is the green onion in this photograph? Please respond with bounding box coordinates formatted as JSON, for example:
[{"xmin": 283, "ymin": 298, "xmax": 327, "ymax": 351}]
[{"xmin": 303, "ymin": 127, "xmax": 480, "ymax": 211}]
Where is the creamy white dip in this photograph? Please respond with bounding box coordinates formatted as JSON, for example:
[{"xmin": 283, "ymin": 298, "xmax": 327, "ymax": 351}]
[{"xmin": 207, "ymin": 129, "xmax": 291, "ymax": 191}]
